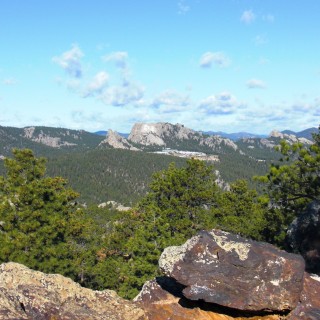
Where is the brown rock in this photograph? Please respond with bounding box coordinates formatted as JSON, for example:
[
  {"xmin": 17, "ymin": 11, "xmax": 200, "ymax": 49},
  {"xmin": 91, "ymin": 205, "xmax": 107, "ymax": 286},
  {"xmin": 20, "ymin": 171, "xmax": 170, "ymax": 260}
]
[
  {"xmin": 0, "ymin": 262, "xmax": 146, "ymax": 320},
  {"xmin": 287, "ymin": 273, "xmax": 320, "ymax": 320},
  {"xmin": 159, "ymin": 229, "xmax": 305, "ymax": 313},
  {"xmin": 135, "ymin": 278, "xmax": 281, "ymax": 320},
  {"xmin": 286, "ymin": 201, "xmax": 320, "ymax": 275}
]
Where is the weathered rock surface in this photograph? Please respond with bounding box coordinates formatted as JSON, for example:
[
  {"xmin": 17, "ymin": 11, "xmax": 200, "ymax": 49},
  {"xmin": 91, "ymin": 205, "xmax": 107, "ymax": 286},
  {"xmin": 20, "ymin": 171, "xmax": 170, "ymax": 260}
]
[
  {"xmin": 128, "ymin": 122, "xmax": 195, "ymax": 146},
  {"xmin": 286, "ymin": 201, "xmax": 320, "ymax": 275},
  {"xmin": 128, "ymin": 122, "xmax": 238, "ymax": 151},
  {"xmin": 135, "ymin": 278, "xmax": 281, "ymax": 320},
  {"xmin": 286, "ymin": 273, "xmax": 320, "ymax": 320},
  {"xmin": 23, "ymin": 127, "xmax": 78, "ymax": 148},
  {"xmin": 0, "ymin": 262, "xmax": 146, "ymax": 320},
  {"xmin": 100, "ymin": 129, "xmax": 140, "ymax": 151},
  {"xmin": 159, "ymin": 229, "xmax": 305, "ymax": 312},
  {"xmin": 269, "ymin": 130, "xmax": 313, "ymax": 145}
]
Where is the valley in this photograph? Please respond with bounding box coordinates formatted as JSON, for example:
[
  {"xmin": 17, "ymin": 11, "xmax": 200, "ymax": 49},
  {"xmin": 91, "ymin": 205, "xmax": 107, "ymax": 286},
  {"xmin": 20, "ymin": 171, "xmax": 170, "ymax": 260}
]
[{"xmin": 0, "ymin": 122, "xmax": 316, "ymax": 205}]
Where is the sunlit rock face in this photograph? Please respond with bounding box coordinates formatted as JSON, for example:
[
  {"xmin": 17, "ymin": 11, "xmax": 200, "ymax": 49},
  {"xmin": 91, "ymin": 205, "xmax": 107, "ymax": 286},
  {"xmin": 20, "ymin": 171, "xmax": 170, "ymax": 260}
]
[
  {"xmin": 159, "ymin": 229, "xmax": 305, "ymax": 313},
  {"xmin": 99, "ymin": 129, "xmax": 140, "ymax": 150},
  {"xmin": 0, "ymin": 262, "xmax": 146, "ymax": 320}
]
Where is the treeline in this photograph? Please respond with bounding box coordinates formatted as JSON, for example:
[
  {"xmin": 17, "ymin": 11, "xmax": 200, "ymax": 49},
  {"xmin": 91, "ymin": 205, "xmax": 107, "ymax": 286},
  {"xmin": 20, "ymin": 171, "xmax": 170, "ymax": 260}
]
[
  {"xmin": 0, "ymin": 126, "xmax": 318, "ymax": 300},
  {"xmin": 46, "ymin": 149, "xmax": 187, "ymax": 205}
]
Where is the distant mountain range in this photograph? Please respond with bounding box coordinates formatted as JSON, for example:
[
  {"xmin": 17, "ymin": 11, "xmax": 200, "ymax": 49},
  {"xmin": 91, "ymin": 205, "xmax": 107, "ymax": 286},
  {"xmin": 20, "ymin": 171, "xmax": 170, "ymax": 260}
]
[
  {"xmin": 95, "ymin": 127, "xmax": 318, "ymax": 141},
  {"xmin": 202, "ymin": 131, "xmax": 268, "ymax": 141},
  {"xmin": 0, "ymin": 122, "xmax": 317, "ymax": 205}
]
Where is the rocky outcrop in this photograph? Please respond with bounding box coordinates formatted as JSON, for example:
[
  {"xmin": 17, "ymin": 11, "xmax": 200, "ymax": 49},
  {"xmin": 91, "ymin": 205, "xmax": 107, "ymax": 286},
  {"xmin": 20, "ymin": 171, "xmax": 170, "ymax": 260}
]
[
  {"xmin": 0, "ymin": 262, "xmax": 146, "ymax": 320},
  {"xmin": 2, "ymin": 229, "xmax": 320, "ymax": 319},
  {"xmin": 99, "ymin": 129, "xmax": 140, "ymax": 151},
  {"xmin": 159, "ymin": 229, "xmax": 305, "ymax": 313},
  {"xmin": 135, "ymin": 278, "xmax": 280, "ymax": 320},
  {"xmin": 287, "ymin": 273, "xmax": 320, "ymax": 320},
  {"xmin": 23, "ymin": 127, "xmax": 78, "ymax": 148},
  {"xmin": 269, "ymin": 130, "xmax": 313, "ymax": 145},
  {"xmin": 128, "ymin": 122, "xmax": 238, "ymax": 152},
  {"xmin": 128, "ymin": 122, "xmax": 196, "ymax": 146},
  {"xmin": 286, "ymin": 201, "xmax": 320, "ymax": 275}
]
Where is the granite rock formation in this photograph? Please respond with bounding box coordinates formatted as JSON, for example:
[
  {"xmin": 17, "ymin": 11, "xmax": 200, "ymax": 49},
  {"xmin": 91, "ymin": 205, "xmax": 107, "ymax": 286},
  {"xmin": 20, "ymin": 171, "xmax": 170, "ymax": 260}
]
[
  {"xmin": 128, "ymin": 122, "xmax": 238, "ymax": 151},
  {"xmin": 99, "ymin": 129, "xmax": 140, "ymax": 151}
]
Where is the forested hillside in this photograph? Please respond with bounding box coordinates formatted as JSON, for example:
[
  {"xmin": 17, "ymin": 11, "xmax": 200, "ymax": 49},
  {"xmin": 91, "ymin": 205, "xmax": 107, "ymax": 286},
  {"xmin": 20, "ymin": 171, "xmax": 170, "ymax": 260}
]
[
  {"xmin": 46, "ymin": 149, "xmax": 187, "ymax": 205},
  {"xmin": 0, "ymin": 124, "xmax": 284, "ymax": 205}
]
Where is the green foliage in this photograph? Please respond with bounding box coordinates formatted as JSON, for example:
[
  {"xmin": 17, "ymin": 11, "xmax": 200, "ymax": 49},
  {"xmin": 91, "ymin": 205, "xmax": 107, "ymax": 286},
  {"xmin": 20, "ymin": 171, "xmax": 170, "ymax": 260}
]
[
  {"xmin": 209, "ymin": 179, "xmax": 268, "ymax": 241},
  {"xmin": 97, "ymin": 159, "xmax": 268, "ymax": 299},
  {"xmin": 256, "ymin": 126, "xmax": 320, "ymax": 245},
  {"xmin": 0, "ymin": 149, "xmax": 98, "ymax": 284},
  {"xmin": 46, "ymin": 149, "xmax": 187, "ymax": 205}
]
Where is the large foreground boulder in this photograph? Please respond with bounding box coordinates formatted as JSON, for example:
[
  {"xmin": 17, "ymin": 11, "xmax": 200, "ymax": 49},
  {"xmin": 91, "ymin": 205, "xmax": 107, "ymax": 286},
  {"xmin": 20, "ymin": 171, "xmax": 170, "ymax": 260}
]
[
  {"xmin": 286, "ymin": 201, "xmax": 320, "ymax": 275},
  {"xmin": 287, "ymin": 273, "xmax": 320, "ymax": 320},
  {"xmin": 159, "ymin": 229, "xmax": 305, "ymax": 313},
  {"xmin": 0, "ymin": 262, "xmax": 146, "ymax": 320},
  {"xmin": 135, "ymin": 278, "xmax": 281, "ymax": 320}
]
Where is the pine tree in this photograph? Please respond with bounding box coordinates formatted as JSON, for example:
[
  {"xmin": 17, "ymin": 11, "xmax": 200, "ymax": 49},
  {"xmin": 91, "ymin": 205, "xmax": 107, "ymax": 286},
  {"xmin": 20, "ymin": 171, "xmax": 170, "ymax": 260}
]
[{"xmin": 0, "ymin": 149, "xmax": 97, "ymax": 283}]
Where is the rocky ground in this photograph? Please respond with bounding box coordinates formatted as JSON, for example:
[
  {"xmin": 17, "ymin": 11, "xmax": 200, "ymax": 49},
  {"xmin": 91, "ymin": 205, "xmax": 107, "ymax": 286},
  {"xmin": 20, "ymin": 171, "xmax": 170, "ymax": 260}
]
[{"xmin": 1, "ymin": 229, "xmax": 319, "ymax": 320}]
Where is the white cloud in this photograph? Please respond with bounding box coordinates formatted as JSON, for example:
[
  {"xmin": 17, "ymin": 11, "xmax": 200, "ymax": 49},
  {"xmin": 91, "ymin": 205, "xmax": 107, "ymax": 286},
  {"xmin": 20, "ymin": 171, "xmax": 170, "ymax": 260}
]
[
  {"xmin": 83, "ymin": 71, "xmax": 109, "ymax": 98},
  {"xmin": 100, "ymin": 82, "xmax": 144, "ymax": 107},
  {"xmin": 103, "ymin": 51, "xmax": 128, "ymax": 69},
  {"xmin": 199, "ymin": 52, "xmax": 231, "ymax": 68},
  {"xmin": 240, "ymin": 10, "xmax": 256, "ymax": 24},
  {"xmin": 178, "ymin": 0, "xmax": 190, "ymax": 15},
  {"xmin": 151, "ymin": 90, "xmax": 190, "ymax": 113},
  {"xmin": 52, "ymin": 45, "xmax": 83, "ymax": 78},
  {"xmin": 3, "ymin": 78, "xmax": 17, "ymax": 85},
  {"xmin": 246, "ymin": 79, "xmax": 266, "ymax": 89},
  {"xmin": 199, "ymin": 92, "xmax": 245, "ymax": 115}
]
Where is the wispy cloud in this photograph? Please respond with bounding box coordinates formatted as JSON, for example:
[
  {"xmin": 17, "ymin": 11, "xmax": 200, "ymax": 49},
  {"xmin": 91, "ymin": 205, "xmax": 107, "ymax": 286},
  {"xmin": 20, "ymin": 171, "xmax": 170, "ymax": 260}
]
[
  {"xmin": 178, "ymin": 0, "xmax": 190, "ymax": 15},
  {"xmin": 100, "ymin": 82, "xmax": 144, "ymax": 107},
  {"xmin": 199, "ymin": 92, "xmax": 245, "ymax": 115},
  {"xmin": 263, "ymin": 14, "xmax": 275, "ymax": 23},
  {"xmin": 83, "ymin": 71, "xmax": 109, "ymax": 98},
  {"xmin": 240, "ymin": 10, "xmax": 256, "ymax": 24},
  {"xmin": 103, "ymin": 51, "xmax": 130, "ymax": 85},
  {"xmin": 199, "ymin": 52, "xmax": 231, "ymax": 68},
  {"xmin": 246, "ymin": 79, "xmax": 266, "ymax": 89},
  {"xmin": 254, "ymin": 35, "xmax": 268, "ymax": 46},
  {"xmin": 103, "ymin": 51, "xmax": 128, "ymax": 69},
  {"xmin": 151, "ymin": 90, "xmax": 190, "ymax": 113},
  {"xmin": 52, "ymin": 45, "xmax": 84, "ymax": 78},
  {"xmin": 3, "ymin": 78, "xmax": 17, "ymax": 86}
]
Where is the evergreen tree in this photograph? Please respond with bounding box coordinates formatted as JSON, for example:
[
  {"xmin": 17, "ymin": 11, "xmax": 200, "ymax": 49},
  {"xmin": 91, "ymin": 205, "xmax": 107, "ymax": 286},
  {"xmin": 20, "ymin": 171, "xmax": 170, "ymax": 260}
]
[
  {"xmin": 0, "ymin": 149, "xmax": 97, "ymax": 283},
  {"xmin": 209, "ymin": 179, "xmax": 268, "ymax": 241},
  {"xmin": 257, "ymin": 126, "xmax": 320, "ymax": 245}
]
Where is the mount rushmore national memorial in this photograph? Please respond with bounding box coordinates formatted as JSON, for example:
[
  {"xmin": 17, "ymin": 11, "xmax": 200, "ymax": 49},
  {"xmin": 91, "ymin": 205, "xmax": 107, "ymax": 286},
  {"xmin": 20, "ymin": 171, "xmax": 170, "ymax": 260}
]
[{"xmin": 0, "ymin": 123, "xmax": 319, "ymax": 319}]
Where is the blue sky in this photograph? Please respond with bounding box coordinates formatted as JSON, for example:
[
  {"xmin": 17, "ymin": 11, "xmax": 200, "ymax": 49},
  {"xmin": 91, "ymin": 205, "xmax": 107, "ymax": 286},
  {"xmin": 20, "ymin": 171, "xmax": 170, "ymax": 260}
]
[{"xmin": 0, "ymin": 0, "xmax": 319, "ymax": 134}]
